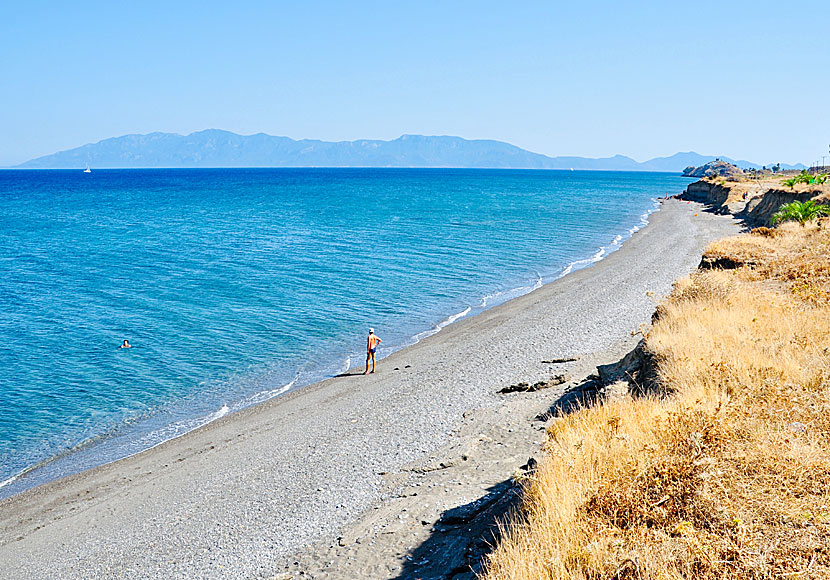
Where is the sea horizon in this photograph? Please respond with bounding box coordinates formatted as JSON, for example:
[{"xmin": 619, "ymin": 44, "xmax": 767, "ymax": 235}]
[{"xmin": 1, "ymin": 166, "xmax": 683, "ymax": 172}]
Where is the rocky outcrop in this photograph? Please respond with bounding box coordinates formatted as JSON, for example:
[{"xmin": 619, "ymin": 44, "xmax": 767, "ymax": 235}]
[
  {"xmin": 683, "ymin": 180, "xmax": 732, "ymax": 208},
  {"xmin": 682, "ymin": 160, "xmax": 744, "ymax": 178}
]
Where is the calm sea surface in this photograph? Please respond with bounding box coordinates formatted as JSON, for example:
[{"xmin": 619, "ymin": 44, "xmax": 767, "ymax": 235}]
[{"xmin": 0, "ymin": 168, "xmax": 691, "ymax": 496}]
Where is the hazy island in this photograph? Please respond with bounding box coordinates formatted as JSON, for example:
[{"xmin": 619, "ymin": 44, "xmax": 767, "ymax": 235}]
[{"xmin": 13, "ymin": 130, "xmax": 805, "ymax": 171}]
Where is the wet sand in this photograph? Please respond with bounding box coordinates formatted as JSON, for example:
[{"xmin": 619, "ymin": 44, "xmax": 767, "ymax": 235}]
[{"xmin": 0, "ymin": 199, "xmax": 740, "ymax": 579}]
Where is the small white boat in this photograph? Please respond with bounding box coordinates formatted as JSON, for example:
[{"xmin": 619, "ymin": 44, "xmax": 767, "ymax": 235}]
[{"xmin": 83, "ymin": 165, "xmax": 91, "ymax": 173}]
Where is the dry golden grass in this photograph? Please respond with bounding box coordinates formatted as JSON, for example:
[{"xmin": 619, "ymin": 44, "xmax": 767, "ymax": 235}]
[
  {"xmin": 707, "ymin": 221, "xmax": 830, "ymax": 305},
  {"xmin": 481, "ymin": 221, "xmax": 830, "ymax": 579}
]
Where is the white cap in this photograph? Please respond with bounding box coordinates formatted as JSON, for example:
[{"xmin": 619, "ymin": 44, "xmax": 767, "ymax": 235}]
[{"xmin": 369, "ymin": 328, "xmax": 374, "ymax": 333}]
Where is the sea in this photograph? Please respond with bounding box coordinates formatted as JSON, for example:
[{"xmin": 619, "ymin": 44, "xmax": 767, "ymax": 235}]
[{"xmin": 0, "ymin": 168, "xmax": 691, "ymax": 498}]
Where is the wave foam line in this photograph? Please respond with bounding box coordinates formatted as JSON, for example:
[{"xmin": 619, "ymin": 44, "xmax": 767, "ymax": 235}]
[
  {"xmin": 411, "ymin": 305, "xmax": 472, "ymax": 343},
  {"xmin": 438, "ymin": 306, "xmax": 472, "ymax": 329},
  {"xmin": 480, "ymin": 272, "xmax": 542, "ymax": 308},
  {"xmin": 338, "ymin": 356, "xmax": 351, "ymax": 375},
  {"xmin": 559, "ymin": 199, "xmax": 660, "ymax": 280},
  {"xmin": 0, "ymin": 473, "xmax": 20, "ymax": 489},
  {"xmin": 237, "ymin": 377, "xmax": 297, "ymax": 409},
  {"xmin": 2, "ymin": 373, "xmax": 302, "ymax": 495},
  {"xmin": 560, "ymin": 246, "xmax": 606, "ymax": 277}
]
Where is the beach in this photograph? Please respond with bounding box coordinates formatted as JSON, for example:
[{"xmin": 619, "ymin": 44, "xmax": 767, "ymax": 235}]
[{"xmin": 0, "ymin": 199, "xmax": 740, "ymax": 579}]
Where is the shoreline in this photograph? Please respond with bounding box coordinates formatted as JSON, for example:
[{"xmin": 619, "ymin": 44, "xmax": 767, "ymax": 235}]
[
  {"xmin": 0, "ymin": 198, "xmax": 661, "ymax": 500},
  {"xmin": 0, "ymin": 199, "xmax": 740, "ymax": 579}
]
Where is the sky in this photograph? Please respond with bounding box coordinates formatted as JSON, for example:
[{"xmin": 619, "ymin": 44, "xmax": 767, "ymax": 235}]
[{"xmin": 2, "ymin": 0, "xmax": 829, "ymax": 167}]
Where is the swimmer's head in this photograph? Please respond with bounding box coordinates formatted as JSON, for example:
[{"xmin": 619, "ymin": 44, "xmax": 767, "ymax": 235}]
[{"xmin": 369, "ymin": 328, "xmax": 374, "ymax": 334}]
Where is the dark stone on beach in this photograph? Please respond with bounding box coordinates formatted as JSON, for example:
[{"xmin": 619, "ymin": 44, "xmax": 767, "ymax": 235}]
[
  {"xmin": 521, "ymin": 457, "xmax": 537, "ymax": 473},
  {"xmin": 499, "ymin": 374, "xmax": 568, "ymax": 394}
]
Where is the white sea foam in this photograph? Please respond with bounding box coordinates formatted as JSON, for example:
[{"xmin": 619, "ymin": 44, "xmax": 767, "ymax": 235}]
[
  {"xmin": 560, "ymin": 247, "xmax": 607, "ymax": 278},
  {"xmin": 410, "ymin": 213, "xmax": 653, "ymax": 354},
  {"xmin": 479, "ymin": 292, "xmax": 498, "ymax": 308},
  {"xmin": 131, "ymin": 375, "xmax": 299, "ymax": 456},
  {"xmin": 411, "ymin": 306, "xmax": 472, "ymax": 343},
  {"xmin": 0, "ymin": 473, "xmax": 19, "ymax": 489},
  {"xmin": 237, "ymin": 378, "xmax": 297, "ymax": 408},
  {"xmin": 558, "ymin": 200, "xmax": 660, "ymax": 281},
  {"xmin": 338, "ymin": 356, "xmax": 351, "ymax": 374},
  {"xmin": 1, "ymin": 374, "xmax": 303, "ymax": 497},
  {"xmin": 143, "ymin": 404, "xmax": 231, "ymax": 448},
  {"xmin": 438, "ymin": 306, "xmax": 472, "ymax": 329},
  {"xmin": 210, "ymin": 404, "xmax": 230, "ymax": 420},
  {"xmin": 480, "ymin": 272, "xmax": 542, "ymax": 308}
]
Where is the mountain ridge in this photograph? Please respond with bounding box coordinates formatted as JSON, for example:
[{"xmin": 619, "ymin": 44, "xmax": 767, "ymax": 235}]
[{"xmin": 13, "ymin": 130, "xmax": 805, "ymax": 172}]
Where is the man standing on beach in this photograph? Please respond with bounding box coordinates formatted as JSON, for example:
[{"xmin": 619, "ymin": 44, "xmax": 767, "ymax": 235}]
[{"xmin": 364, "ymin": 328, "xmax": 382, "ymax": 374}]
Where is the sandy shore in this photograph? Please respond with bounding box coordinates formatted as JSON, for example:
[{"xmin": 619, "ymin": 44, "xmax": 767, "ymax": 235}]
[{"xmin": 0, "ymin": 199, "xmax": 740, "ymax": 580}]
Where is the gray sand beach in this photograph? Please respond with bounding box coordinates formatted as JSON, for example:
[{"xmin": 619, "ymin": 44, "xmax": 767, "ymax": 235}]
[{"xmin": 0, "ymin": 199, "xmax": 740, "ymax": 579}]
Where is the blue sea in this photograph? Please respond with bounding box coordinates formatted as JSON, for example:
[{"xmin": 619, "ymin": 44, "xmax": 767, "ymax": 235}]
[{"xmin": 0, "ymin": 168, "xmax": 690, "ymax": 497}]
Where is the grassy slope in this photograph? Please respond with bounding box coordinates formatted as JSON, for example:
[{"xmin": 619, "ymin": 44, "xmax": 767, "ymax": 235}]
[{"xmin": 481, "ymin": 221, "xmax": 830, "ymax": 579}]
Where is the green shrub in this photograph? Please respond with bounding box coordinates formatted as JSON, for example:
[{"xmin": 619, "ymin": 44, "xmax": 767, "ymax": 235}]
[{"xmin": 771, "ymin": 200, "xmax": 830, "ymax": 227}]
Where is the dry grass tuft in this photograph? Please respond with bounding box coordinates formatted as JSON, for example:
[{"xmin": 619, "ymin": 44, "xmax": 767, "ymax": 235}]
[
  {"xmin": 750, "ymin": 227, "xmax": 778, "ymax": 238},
  {"xmin": 708, "ymin": 219, "xmax": 830, "ymax": 305},
  {"xmin": 481, "ymin": 222, "xmax": 830, "ymax": 579}
]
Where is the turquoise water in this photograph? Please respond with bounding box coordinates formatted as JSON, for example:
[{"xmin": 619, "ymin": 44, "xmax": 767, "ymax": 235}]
[{"xmin": 0, "ymin": 168, "xmax": 690, "ymax": 496}]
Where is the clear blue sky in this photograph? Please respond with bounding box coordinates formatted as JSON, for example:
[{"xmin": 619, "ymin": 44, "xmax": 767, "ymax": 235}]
[{"xmin": 3, "ymin": 0, "xmax": 828, "ymax": 167}]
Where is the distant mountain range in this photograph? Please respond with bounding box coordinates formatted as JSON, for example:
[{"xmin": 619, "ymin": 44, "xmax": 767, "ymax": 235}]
[{"xmin": 12, "ymin": 130, "xmax": 806, "ymax": 172}]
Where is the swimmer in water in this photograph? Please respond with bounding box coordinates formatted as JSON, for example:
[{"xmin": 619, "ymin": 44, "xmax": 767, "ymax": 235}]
[
  {"xmin": 364, "ymin": 328, "xmax": 382, "ymax": 374},
  {"xmin": 120, "ymin": 339, "xmax": 131, "ymax": 349}
]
